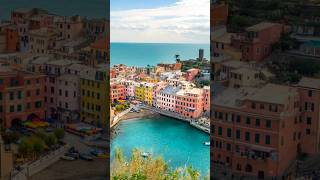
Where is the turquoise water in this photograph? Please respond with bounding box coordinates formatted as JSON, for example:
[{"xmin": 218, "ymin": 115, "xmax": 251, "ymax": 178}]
[
  {"xmin": 111, "ymin": 116, "xmax": 210, "ymax": 176},
  {"xmin": 0, "ymin": 0, "xmax": 109, "ymax": 19},
  {"xmin": 111, "ymin": 43, "xmax": 210, "ymax": 66}
]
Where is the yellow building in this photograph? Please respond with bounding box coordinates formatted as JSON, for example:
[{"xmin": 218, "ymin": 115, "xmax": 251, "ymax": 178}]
[
  {"xmin": 135, "ymin": 83, "xmax": 145, "ymax": 102},
  {"xmin": 143, "ymin": 77, "xmax": 159, "ymax": 83},
  {"xmin": 144, "ymin": 83, "xmax": 154, "ymax": 106},
  {"xmin": 80, "ymin": 65, "xmax": 109, "ymax": 128}
]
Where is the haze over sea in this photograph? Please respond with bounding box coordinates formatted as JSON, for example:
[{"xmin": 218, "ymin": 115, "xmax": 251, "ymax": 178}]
[{"xmin": 111, "ymin": 42, "xmax": 210, "ymax": 67}]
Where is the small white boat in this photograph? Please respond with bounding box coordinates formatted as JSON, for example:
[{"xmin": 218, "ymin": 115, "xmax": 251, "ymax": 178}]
[
  {"xmin": 204, "ymin": 141, "xmax": 210, "ymax": 146},
  {"xmin": 141, "ymin": 152, "xmax": 150, "ymax": 158}
]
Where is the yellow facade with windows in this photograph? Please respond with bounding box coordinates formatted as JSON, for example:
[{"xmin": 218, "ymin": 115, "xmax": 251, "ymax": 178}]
[{"xmin": 80, "ymin": 68, "xmax": 108, "ymax": 128}]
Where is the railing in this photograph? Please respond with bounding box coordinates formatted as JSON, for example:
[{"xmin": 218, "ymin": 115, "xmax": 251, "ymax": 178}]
[{"xmin": 11, "ymin": 145, "xmax": 69, "ymax": 180}]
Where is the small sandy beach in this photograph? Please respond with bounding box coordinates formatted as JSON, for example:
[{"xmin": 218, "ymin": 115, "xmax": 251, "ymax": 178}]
[{"xmin": 119, "ymin": 108, "xmax": 159, "ymax": 121}]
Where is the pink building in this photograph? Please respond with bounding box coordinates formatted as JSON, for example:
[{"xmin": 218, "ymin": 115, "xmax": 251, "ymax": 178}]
[
  {"xmin": 110, "ymin": 83, "xmax": 125, "ymax": 103},
  {"xmin": 121, "ymin": 80, "xmax": 135, "ymax": 98},
  {"xmin": 176, "ymin": 88, "xmax": 204, "ymax": 119},
  {"xmin": 185, "ymin": 68, "xmax": 199, "ymax": 81},
  {"xmin": 156, "ymin": 85, "xmax": 181, "ymax": 112},
  {"xmin": 56, "ymin": 74, "xmax": 80, "ymax": 122}
]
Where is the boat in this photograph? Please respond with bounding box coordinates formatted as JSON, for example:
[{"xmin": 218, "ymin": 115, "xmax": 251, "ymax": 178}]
[
  {"xmin": 204, "ymin": 141, "xmax": 210, "ymax": 146},
  {"xmin": 141, "ymin": 152, "xmax": 150, "ymax": 158}
]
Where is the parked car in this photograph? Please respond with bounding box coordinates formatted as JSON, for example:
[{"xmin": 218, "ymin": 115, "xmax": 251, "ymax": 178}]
[
  {"xmin": 68, "ymin": 146, "xmax": 79, "ymax": 153},
  {"xmin": 61, "ymin": 155, "xmax": 76, "ymax": 161},
  {"xmin": 79, "ymin": 153, "xmax": 94, "ymax": 161},
  {"xmin": 65, "ymin": 153, "xmax": 79, "ymax": 160}
]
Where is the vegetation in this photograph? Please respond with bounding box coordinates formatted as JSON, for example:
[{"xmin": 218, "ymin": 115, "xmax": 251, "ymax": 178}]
[
  {"xmin": 115, "ymin": 102, "xmax": 130, "ymax": 112},
  {"xmin": 54, "ymin": 128, "xmax": 65, "ymax": 140},
  {"xmin": 18, "ymin": 128, "xmax": 64, "ymax": 161},
  {"xmin": 111, "ymin": 148, "xmax": 207, "ymax": 180}
]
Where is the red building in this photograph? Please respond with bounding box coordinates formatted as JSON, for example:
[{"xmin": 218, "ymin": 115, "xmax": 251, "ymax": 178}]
[
  {"xmin": 231, "ymin": 22, "xmax": 284, "ymax": 62},
  {"xmin": 0, "ymin": 64, "xmax": 46, "ymax": 128}
]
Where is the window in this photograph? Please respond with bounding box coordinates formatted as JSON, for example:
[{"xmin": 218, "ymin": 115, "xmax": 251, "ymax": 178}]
[
  {"xmin": 10, "ymin": 105, "xmax": 14, "ymax": 112},
  {"xmin": 255, "ymin": 134, "xmax": 260, "ymax": 144},
  {"xmin": 306, "ymin": 129, "xmax": 311, "ymax": 135},
  {"xmin": 0, "ymin": 105, "xmax": 2, "ymax": 112},
  {"xmin": 218, "ymin": 127, "xmax": 223, "ymax": 136},
  {"xmin": 281, "ymin": 136, "xmax": 284, "ymax": 146},
  {"xmin": 236, "ymin": 115, "xmax": 241, "ymax": 123},
  {"xmin": 251, "ymin": 102, "xmax": 256, "ymax": 109},
  {"xmin": 236, "ymin": 129, "xmax": 241, "ymax": 139},
  {"xmin": 17, "ymin": 104, "xmax": 22, "ymax": 112},
  {"xmin": 245, "ymin": 132, "xmax": 250, "ymax": 142},
  {"xmin": 307, "ymin": 117, "xmax": 312, "ymax": 125},
  {"xmin": 308, "ymin": 90, "xmax": 313, "ymax": 97},
  {"xmin": 227, "ymin": 143, "xmax": 231, "ymax": 151},
  {"xmin": 265, "ymin": 135, "xmax": 271, "ymax": 145},
  {"xmin": 65, "ymin": 91, "xmax": 68, "ymax": 97},
  {"xmin": 35, "ymin": 101, "xmax": 42, "ymax": 108},
  {"xmin": 9, "ymin": 92, "xmax": 14, "ymax": 100},
  {"xmin": 255, "ymin": 118, "xmax": 260, "ymax": 127},
  {"xmin": 0, "ymin": 92, "xmax": 2, "ymax": 100},
  {"xmin": 18, "ymin": 91, "xmax": 22, "ymax": 99},
  {"xmin": 246, "ymin": 117, "xmax": 251, "ymax": 125},
  {"xmin": 227, "ymin": 128, "xmax": 232, "ymax": 138},
  {"xmin": 266, "ymin": 120, "xmax": 271, "ymax": 128}
]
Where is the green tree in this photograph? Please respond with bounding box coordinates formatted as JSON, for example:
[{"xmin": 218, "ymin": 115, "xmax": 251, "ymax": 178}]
[
  {"xmin": 18, "ymin": 137, "xmax": 33, "ymax": 158},
  {"xmin": 54, "ymin": 128, "xmax": 65, "ymax": 140},
  {"xmin": 32, "ymin": 137, "xmax": 46, "ymax": 157},
  {"xmin": 111, "ymin": 148, "xmax": 205, "ymax": 180},
  {"xmin": 45, "ymin": 133, "xmax": 57, "ymax": 147}
]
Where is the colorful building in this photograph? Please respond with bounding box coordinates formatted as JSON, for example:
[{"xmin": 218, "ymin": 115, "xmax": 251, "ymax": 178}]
[
  {"xmin": 0, "ymin": 64, "xmax": 46, "ymax": 128},
  {"xmin": 110, "ymin": 83, "xmax": 125, "ymax": 103},
  {"xmin": 212, "ymin": 84, "xmax": 300, "ymax": 178},
  {"xmin": 231, "ymin": 22, "xmax": 284, "ymax": 62},
  {"xmin": 176, "ymin": 87, "xmax": 204, "ymax": 119},
  {"xmin": 80, "ymin": 65, "xmax": 108, "ymax": 127}
]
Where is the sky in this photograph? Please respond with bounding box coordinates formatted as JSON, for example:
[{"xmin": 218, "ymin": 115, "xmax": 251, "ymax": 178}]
[{"xmin": 111, "ymin": 0, "xmax": 210, "ymax": 44}]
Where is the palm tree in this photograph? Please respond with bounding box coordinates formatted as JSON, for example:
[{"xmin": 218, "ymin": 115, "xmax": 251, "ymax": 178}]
[{"xmin": 175, "ymin": 54, "xmax": 180, "ymax": 62}]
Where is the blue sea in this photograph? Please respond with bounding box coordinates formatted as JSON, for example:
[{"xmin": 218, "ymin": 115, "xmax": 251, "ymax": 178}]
[
  {"xmin": 0, "ymin": 0, "xmax": 109, "ymax": 19},
  {"xmin": 111, "ymin": 43, "xmax": 210, "ymax": 67},
  {"xmin": 111, "ymin": 116, "xmax": 210, "ymax": 176}
]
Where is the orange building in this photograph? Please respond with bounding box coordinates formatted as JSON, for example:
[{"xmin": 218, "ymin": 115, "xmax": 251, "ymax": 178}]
[
  {"xmin": 89, "ymin": 37, "xmax": 109, "ymax": 66},
  {"xmin": 231, "ymin": 22, "xmax": 284, "ymax": 62},
  {"xmin": 0, "ymin": 64, "xmax": 46, "ymax": 128},
  {"xmin": 6, "ymin": 26, "xmax": 19, "ymax": 52},
  {"xmin": 211, "ymin": 3, "xmax": 228, "ymax": 30}
]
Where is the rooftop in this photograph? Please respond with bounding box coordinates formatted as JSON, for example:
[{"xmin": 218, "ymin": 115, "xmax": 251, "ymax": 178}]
[
  {"xmin": 214, "ymin": 84, "xmax": 296, "ymax": 108},
  {"xmin": 297, "ymin": 77, "xmax": 320, "ymax": 89},
  {"xmin": 246, "ymin": 22, "xmax": 279, "ymax": 32}
]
